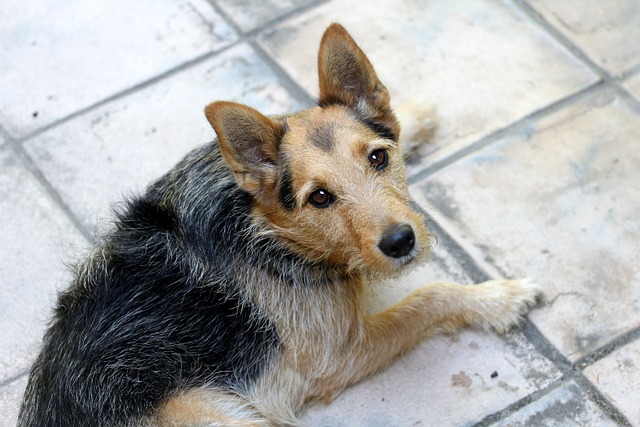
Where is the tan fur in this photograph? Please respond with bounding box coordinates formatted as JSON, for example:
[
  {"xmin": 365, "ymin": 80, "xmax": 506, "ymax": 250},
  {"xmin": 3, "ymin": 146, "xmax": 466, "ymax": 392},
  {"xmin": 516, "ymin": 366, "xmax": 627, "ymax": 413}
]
[
  {"xmin": 158, "ymin": 23, "xmax": 542, "ymax": 425},
  {"xmin": 157, "ymin": 389, "xmax": 269, "ymax": 426}
]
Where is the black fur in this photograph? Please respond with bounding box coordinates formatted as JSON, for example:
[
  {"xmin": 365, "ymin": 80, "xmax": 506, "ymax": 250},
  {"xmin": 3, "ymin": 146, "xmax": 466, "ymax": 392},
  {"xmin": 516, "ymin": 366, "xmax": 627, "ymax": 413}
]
[
  {"xmin": 278, "ymin": 165, "xmax": 297, "ymax": 211},
  {"xmin": 358, "ymin": 117, "xmax": 397, "ymax": 142},
  {"xmin": 316, "ymin": 99, "xmax": 397, "ymax": 142},
  {"xmin": 18, "ymin": 142, "xmax": 342, "ymax": 426}
]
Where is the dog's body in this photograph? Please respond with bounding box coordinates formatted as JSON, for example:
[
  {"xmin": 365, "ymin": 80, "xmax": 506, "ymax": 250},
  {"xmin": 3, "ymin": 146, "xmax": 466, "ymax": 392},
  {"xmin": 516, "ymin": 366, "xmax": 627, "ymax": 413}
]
[{"xmin": 20, "ymin": 24, "xmax": 541, "ymax": 426}]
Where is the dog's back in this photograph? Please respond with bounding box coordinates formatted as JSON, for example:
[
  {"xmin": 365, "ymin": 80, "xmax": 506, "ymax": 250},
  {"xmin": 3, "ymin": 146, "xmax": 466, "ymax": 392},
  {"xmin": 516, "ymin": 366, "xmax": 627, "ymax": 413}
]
[{"xmin": 19, "ymin": 144, "xmax": 287, "ymax": 426}]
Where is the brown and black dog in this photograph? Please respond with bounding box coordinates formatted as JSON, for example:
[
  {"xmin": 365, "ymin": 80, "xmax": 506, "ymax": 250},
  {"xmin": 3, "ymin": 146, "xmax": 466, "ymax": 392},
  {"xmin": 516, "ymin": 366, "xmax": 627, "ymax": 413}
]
[{"xmin": 19, "ymin": 23, "xmax": 541, "ymax": 426}]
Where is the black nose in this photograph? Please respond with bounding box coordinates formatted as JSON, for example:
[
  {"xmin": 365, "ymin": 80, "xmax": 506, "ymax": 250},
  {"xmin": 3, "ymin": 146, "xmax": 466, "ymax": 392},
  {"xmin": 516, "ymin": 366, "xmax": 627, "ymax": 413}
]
[{"xmin": 378, "ymin": 224, "xmax": 415, "ymax": 258}]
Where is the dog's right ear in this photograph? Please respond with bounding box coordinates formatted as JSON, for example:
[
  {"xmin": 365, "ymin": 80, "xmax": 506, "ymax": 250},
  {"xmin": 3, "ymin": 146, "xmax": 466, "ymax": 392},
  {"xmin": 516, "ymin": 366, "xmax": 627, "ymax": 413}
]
[
  {"xmin": 205, "ymin": 101, "xmax": 285, "ymax": 196},
  {"xmin": 317, "ymin": 23, "xmax": 400, "ymax": 141}
]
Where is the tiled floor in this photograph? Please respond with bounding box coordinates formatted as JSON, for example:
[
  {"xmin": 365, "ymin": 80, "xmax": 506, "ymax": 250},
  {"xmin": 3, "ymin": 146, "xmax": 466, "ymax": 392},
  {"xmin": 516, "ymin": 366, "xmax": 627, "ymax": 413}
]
[{"xmin": 1, "ymin": 1, "xmax": 639, "ymax": 426}]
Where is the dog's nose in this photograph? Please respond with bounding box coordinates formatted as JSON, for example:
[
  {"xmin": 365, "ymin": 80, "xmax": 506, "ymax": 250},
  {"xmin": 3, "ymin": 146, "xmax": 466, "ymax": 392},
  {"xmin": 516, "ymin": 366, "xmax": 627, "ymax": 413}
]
[{"xmin": 378, "ymin": 224, "xmax": 415, "ymax": 258}]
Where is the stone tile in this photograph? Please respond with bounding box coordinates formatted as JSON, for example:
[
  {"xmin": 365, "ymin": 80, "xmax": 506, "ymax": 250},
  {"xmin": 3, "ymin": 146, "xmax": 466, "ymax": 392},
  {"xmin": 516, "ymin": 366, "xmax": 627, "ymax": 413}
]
[
  {"xmin": 304, "ymin": 331, "xmax": 559, "ymax": 426},
  {"xmin": 527, "ymin": 0, "xmax": 640, "ymax": 75},
  {"xmin": 623, "ymin": 72, "xmax": 640, "ymax": 102},
  {"xmin": 258, "ymin": 0, "xmax": 597, "ymax": 168},
  {"xmin": 584, "ymin": 339, "xmax": 640, "ymax": 426},
  {"xmin": 24, "ymin": 43, "xmax": 307, "ymax": 230},
  {"xmin": 411, "ymin": 89, "xmax": 640, "ymax": 361},
  {"xmin": 0, "ymin": 375, "xmax": 27, "ymax": 427},
  {"xmin": 0, "ymin": 149, "xmax": 87, "ymax": 382},
  {"xmin": 0, "ymin": 0, "xmax": 237, "ymax": 139},
  {"xmin": 216, "ymin": 0, "xmax": 317, "ymax": 32},
  {"xmin": 491, "ymin": 380, "xmax": 618, "ymax": 426},
  {"xmin": 302, "ymin": 241, "xmax": 560, "ymax": 426}
]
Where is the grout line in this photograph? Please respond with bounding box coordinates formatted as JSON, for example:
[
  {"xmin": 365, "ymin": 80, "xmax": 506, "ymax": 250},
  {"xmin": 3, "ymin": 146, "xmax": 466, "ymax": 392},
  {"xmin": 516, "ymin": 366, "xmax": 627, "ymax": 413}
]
[
  {"xmin": 0, "ymin": 125, "xmax": 13, "ymax": 144},
  {"xmin": 571, "ymin": 371, "xmax": 633, "ymax": 426},
  {"xmin": 513, "ymin": 2, "xmax": 640, "ymax": 118},
  {"xmin": 622, "ymin": 62, "xmax": 640, "ymax": 80},
  {"xmin": 513, "ymin": 0, "xmax": 611, "ymax": 80},
  {"xmin": 473, "ymin": 370, "xmax": 633, "ymax": 426},
  {"xmin": 13, "ymin": 43, "xmax": 240, "ymax": 145},
  {"xmin": 419, "ymin": 216, "xmax": 493, "ymax": 285},
  {"xmin": 15, "ymin": 0, "xmax": 328, "ymax": 145},
  {"xmin": 208, "ymin": 0, "xmax": 330, "ymax": 38},
  {"xmin": 575, "ymin": 326, "xmax": 640, "ymax": 370},
  {"xmin": 249, "ymin": 40, "xmax": 317, "ymax": 107},
  {"xmin": 206, "ymin": 0, "xmax": 320, "ymax": 108},
  {"xmin": 472, "ymin": 378, "xmax": 567, "ymax": 426},
  {"xmin": 519, "ymin": 321, "xmax": 573, "ymax": 373},
  {"xmin": 7, "ymin": 140, "xmax": 95, "ymax": 244},
  {"xmin": 407, "ymin": 80, "xmax": 605, "ymax": 184},
  {"xmin": 246, "ymin": 0, "xmax": 331, "ymax": 37},
  {"xmin": 0, "ymin": 370, "xmax": 29, "ymax": 389},
  {"xmin": 613, "ymin": 84, "xmax": 640, "ymax": 113}
]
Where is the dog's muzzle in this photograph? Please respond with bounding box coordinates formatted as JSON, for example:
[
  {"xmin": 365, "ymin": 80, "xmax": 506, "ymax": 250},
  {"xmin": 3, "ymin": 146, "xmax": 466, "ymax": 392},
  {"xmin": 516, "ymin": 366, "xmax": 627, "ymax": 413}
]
[{"xmin": 378, "ymin": 224, "xmax": 415, "ymax": 258}]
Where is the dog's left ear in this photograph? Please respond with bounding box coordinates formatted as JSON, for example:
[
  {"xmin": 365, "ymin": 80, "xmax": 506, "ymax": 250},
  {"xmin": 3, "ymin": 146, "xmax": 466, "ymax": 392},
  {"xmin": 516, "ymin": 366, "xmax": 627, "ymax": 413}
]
[
  {"xmin": 205, "ymin": 101, "xmax": 284, "ymax": 196},
  {"xmin": 318, "ymin": 23, "xmax": 400, "ymax": 141}
]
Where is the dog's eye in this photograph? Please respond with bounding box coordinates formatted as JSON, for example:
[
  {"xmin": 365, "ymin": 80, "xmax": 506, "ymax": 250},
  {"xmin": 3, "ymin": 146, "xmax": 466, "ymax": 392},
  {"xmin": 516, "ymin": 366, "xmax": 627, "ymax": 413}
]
[
  {"xmin": 369, "ymin": 149, "xmax": 388, "ymax": 170},
  {"xmin": 308, "ymin": 189, "xmax": 334, "ymax": 208}
]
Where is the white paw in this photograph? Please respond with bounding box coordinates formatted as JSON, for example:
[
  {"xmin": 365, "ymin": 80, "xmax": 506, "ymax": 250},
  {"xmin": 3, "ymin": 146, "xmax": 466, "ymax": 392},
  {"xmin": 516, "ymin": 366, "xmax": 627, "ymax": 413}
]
[{"xmin": 474, "ymin": 278, "xmax": 543, "ymax": 334}]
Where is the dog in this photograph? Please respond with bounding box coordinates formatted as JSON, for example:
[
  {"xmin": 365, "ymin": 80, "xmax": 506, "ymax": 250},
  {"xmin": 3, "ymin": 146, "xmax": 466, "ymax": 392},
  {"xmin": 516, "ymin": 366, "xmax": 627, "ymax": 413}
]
[{"xmin": 19, "ymin": 23, "xmax": 542, "ymax": 426}]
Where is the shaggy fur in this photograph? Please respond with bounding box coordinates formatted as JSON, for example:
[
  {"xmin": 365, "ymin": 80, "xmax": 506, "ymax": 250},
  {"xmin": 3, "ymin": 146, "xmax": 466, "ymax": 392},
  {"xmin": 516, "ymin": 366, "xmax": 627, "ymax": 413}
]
[{"xmin": 19, "ymin": 23, "xmax": 541, "ymax": 426}]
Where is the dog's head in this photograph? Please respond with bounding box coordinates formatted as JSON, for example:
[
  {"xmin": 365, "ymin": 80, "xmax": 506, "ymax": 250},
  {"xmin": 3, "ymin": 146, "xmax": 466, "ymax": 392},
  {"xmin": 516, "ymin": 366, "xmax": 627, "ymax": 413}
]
[{"xmin": 205, "ymin": 23, "xmax": 430, "ymax": 276}]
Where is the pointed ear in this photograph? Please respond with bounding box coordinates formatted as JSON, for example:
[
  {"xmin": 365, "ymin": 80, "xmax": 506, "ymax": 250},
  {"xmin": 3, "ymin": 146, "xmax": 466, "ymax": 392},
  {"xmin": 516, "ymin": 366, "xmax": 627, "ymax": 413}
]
[
  {"xmin": 204, "ymin": 101, "xmax": 285, "ymax": 195},
  {"xmin": 317, "ymin": 23, "xmax": 400, "ymax": 140}
]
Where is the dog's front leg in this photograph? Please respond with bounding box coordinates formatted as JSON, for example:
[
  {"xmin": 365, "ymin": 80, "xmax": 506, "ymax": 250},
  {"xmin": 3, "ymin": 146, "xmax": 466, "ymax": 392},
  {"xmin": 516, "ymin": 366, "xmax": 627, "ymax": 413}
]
[{"xmin": 318, "ymin": 278, "xmax": 541, "ymax": 402}]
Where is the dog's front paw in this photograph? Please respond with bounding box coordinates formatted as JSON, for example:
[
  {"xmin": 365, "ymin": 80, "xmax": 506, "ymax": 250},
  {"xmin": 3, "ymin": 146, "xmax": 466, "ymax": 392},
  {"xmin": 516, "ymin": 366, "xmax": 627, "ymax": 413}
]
[{"xmin": 472, "ymin": 278, "xmax": 543, "ymax": 334}]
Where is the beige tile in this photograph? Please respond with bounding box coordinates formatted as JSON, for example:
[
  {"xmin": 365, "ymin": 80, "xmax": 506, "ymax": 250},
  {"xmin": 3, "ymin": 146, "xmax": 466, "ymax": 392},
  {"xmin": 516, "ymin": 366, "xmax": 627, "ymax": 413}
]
[
  {"xmin": 491, "ymin": 381, "xmax": 618, "ymax": 426},
  {"xmin": 259, "ymin": 0, "xmax": 597, "ymax": 168},
  {"xmin": 584, "ymin": 339, "xmax": 640, "ymax": 426},
  {"xmin": 0, "ymin": 375, "xmax": 27, "ymax": 427},
  {"xmin": 623, "ymin": 72, "xmax": 640, "ymax": 101},
  {"xmin": 411, "ymin": 89, "xmax": 640, "ymax": 361},
  {"xmin": 24, "ymin": 43, "xmax": 307, "ymax": 230},
  {"xmin": 216, "ymin": 0, "xmax": 317, "ymax": 32},
  {"xmin": 304, "ymin": 330, "xmax": 559, "ymax": 426},
  {"xmin": 0, "ymin": 0, "xmax": 236, "ymax": 138},
  {"xmin": 528, "ymin": 0, "xmax": 640, "ymax": 75},
  {"xmin": 0, "ymin": 150, "xmax": 87, "ymax": 382}
]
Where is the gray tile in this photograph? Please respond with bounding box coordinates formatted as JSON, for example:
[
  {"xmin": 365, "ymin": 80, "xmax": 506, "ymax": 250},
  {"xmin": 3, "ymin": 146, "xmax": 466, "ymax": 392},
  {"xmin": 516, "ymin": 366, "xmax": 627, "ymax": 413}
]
[
  {"xmin": 624, "ymin": 72, "xmax": 640, "ymax": 102},
  {"xmin": 304, "ymin": 330, "xmax": 559, "ymax": 426},
  {"xmin": 412, "ymin": 89, "xmax": 640, "ymax": 361},
  {"xmin": 0, "ymin": 0, "xmax": 237, "ymax": 139},
  {"xmin": 0, "ymin": 149, "xmax": 87, "ymax": 382},
  {"xmin": 302, "ymin": 242, "xmax": 560, "ymax": 426},
  {"xmin": 528, "ymin": 0, "xmax": 640, "ymax": 75},
  {"xmin": 584, "ymin": 338, "xmax": 640, "ymax": 426},
  {"xmin": 491, "ymin": 381, "xmax": 618, "ymax": 427},
  {"xmin": 0, "ymin": 375, "xmax": 27, "ymax": 427},
  {"xmin": 258, "ymin": 0, "xmax": 597, "ymax": 168},
  {"xmin": 24, "ymin": 43, "xmax": 307, "ymax": 231},
  {"xmin": 216, "ymin": 0, "xmax": 317, "ymax": 32}
]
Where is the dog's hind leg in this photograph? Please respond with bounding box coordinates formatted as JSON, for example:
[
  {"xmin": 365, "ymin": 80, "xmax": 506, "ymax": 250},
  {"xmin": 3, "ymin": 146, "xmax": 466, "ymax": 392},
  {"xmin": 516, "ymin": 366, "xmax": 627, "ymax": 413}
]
[
  {"xmin": 317, "ymin": 278, "xmax": 542, "ymax": 401},
  {"xmin": 155, "ymin": 388, "xmax": 272, "ymax": 427}
]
